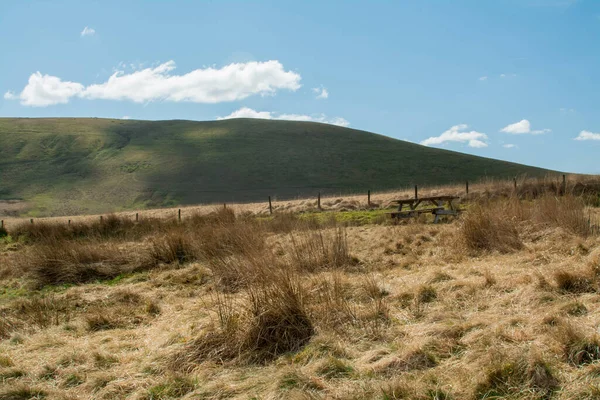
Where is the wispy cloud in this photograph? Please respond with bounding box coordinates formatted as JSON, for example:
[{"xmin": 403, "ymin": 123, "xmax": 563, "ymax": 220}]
[
  {"xmin": 312, "ymin": 86, "xmax": 329, "ymax": 99},
  {"xmin": 421, "ymin": 124, "xmax": 488, "ymax": 148},
  {"xmin": 217, "ymin": 107, "xmax": 349, "ymax": 127},
  {"xmin": 560, "ymin": 107, "xmax": 576, "ymax": 114},
  {"xmin": 478, "ymin": 76, "xmax": 488, "ymax": 81},
  {"xmin": 500, "ymin": 73, "xmax": 517, "ymax": 78},
  {"xmin": 500, "ymin": 119, "xmax": 550, "ymax": 135},
  {"xmin": 80, "ymin": 26, "xmax": 96, "ymax": 37},
  {"xmin": 5, "ymin": 60, "xmax": 302, "ymax": 107},
  {"xmin": 503, "ymin": 144, "xmax": 517, "ymax": 149},
  {"xmin": 574, "ymin": 131, "xmax": 600, "ymax": 141}
]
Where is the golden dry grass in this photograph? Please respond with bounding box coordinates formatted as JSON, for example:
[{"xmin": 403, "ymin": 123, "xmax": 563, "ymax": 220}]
[{"xmin": 0, "ymin": 194, "xmax": 600, "ymax": 399}]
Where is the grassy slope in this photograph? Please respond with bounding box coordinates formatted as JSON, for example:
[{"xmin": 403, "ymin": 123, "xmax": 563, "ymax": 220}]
[{"xmin": 0, "ymin": 117, "xmax": 552, "ymax": 216}]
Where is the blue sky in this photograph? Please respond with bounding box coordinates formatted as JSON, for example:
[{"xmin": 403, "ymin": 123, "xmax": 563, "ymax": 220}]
[{"xmin": 1, "ymin": 0, "xmax": 599, "ymax": 173}]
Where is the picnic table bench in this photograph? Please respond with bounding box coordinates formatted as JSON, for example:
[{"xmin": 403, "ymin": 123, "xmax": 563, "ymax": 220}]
[{"xmin": 388, "ymin": 195, "xmax": 460, "ymax": 223}]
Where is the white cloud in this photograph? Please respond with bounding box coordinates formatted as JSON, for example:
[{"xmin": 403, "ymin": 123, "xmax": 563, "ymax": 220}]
[
  {"xmin": 121, "ymin": 116, "xmax": 131, "ymax": 120},
  {"xmin": 500, "ymin": 119, "xmax": 550, "ymax": 135},
  {"xmin": 6, "ymin": 60, "xmax": 302, "ymax": 107},
  {"xmin": 500, "ymin": 73, "xmax": 517, "ymax": 78},
  {"xmin": 312, "ymin": 86, "xmax": 329, "ymax": 99},
  {"xmin": 503, "ymin": 144, "xmax": 517, "ymax": 149},
  {"xmin": 420, "ymin": 124, "xmax": 488, "ymax": 148},
  {"xmin": 80, "ymin": 26, "xmax": 96, "ymax": 37},
  {"xmin": 217, "ymin": 107, "xmax": 274, "ymax": 120},
  {"xmin": 478, "ymin": 76, "xmax": 488, "ymax": 81},
  {"xmin": 16, "ymin": 72, "xmax": 85, "ymax": 106},
  {"xmin": 574, "ymin": 131, "xmax": 600, "ymax": 141},
  {"xmin": 3, "ymin": 91, "xmax": 16, "ymax": 100},
  {"xmin": 217, "ymin": 107, "xmax": 349, "ymax": 127}
]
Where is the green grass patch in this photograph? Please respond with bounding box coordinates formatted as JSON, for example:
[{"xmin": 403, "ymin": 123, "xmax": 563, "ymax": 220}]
[{"xmin": 0, "ymin": 118, "xmax": 551, "ymax": 217}]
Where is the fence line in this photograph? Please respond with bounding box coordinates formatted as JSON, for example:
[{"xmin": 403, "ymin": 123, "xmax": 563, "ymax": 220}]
[{"xmin": 2, "ymin": 174, "xmax": 600, "ymax": 233}]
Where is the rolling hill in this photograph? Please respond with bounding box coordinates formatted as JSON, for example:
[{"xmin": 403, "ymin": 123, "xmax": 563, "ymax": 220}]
[{"xmin": 0, "ymin": 117, "xmax": 553, "ymax": 217}]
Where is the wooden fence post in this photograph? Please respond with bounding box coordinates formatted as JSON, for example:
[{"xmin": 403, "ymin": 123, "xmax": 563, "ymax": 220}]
[
  {"xmin": 513, "ymin": 177, "xmax": 517, "ymax": 190},
  {"xmin": 135, "ymin": 213, "xmax": 139, "ymax": 222},
  {"xmin": 466, "ymin": 181, "xmax": 469, "ymax": 195},
  {"xmin": 30, "ymin": 219, "xmax": 33, "ymax": 224},
  {"xmin": 223, "ymin": 203, "xmax": 226, "ymax": 209},
  {"xmin": 414, "ymin": 185, "xmax": 418, "ymax": 200},
  {"xmin": 0, "ymin": 220, "xmax": 3, "ymax": 229},
  {"xmin": 562, "ymin": 174, "xmax": 566, "ymax": 195},
  {"xmin": 368, "ymin": 190, "xmax": 371, "ymax": 207},
  {"xmin": 68, "ymin": 220, "xmax": 71, "ymax": 225},
  {"xmin": 100, "ymin": 216, "xmax": 103, "ymax": 224},
  {"xmin": 268, "ymin": 196, "xmax": 273, "ymax": 215},
  {"xmin": 178, "ymin": 209, "xmax": 181, "ymax": 222},
  {"xmin": 318, "ymin": 192, "xmax": 321, "ymax": 210}
]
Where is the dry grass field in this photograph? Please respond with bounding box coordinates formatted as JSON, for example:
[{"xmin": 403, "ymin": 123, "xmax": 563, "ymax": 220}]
[{"xmin": 1, "ymin": 179, "xmax": 600, "ymax": 399}]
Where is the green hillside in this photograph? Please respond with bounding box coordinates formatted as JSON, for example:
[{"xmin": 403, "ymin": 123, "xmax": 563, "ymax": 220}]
[{"xmin": 0, "ymin": 117, "xmax": 553, "ymax": 216}]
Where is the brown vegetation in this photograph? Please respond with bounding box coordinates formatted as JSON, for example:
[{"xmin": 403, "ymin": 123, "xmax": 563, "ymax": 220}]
[{"xmin": 0, "ymin": 192, "xmax": 599, "ymax": 398}]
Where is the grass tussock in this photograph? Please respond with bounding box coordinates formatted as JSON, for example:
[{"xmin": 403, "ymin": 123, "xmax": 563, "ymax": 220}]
[
  {"xmin": 458, "ymin": 194, "xmax": 595, "ymax": 253},
  {"xmin": 150, "ymin": 229, "xmax": 198, "ymax": 265},
  {"xmin": 196, "ymin": 219, "xmax": 265, "ymax": 260},
  {"xmin": 458, "ymin": 200, "xmax": 523, "ymax": 253},
  {"xmin": 9, "ymin": 295, "xmax": 72, "ymax": 329},
  {"xmin": 172, "ymin": 270, "xmax": 313, "ymax": 367},
  {"xmin": 0, "ymin": 386, "xmax": 46, "ymax": 400},
  {"xmin": 534, "ymin": 195, "xmax": 590, "ymax": 236},
  {"xmin": 474, "ymin": 353, "xmax": 558, "ymax": 399},
  {"xmin": 557, "ymin": 323, "xmax": 600, "ymax": 366},
  {"xmin": 289, "ymin": 227, "xmax": 356, "ymax": 272},
  {"xmin": 553, "ymin": 268, "xmax": 596, "ymax": 294},
  {"xmin": 9, "ymin": 214, "xmax": 159, "ymax": 244},
  {"xmin": 24, "ymin": 240, "xmax": 151, "ymax": 287}
]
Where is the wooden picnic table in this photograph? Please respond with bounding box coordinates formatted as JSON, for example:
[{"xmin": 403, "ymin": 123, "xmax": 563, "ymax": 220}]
[{"xmin": 388, "ymin": 195, "xmax": 460, "ymax": 223}]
